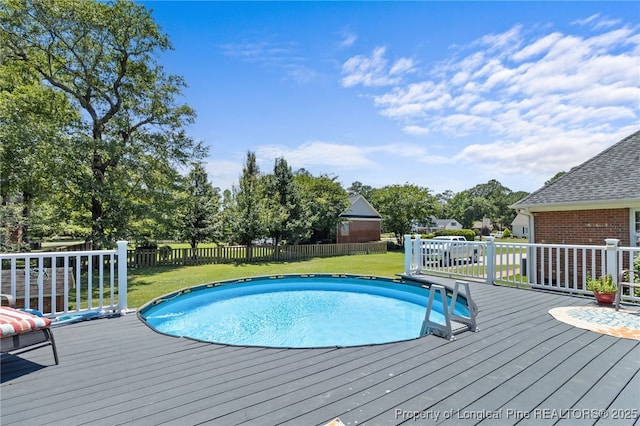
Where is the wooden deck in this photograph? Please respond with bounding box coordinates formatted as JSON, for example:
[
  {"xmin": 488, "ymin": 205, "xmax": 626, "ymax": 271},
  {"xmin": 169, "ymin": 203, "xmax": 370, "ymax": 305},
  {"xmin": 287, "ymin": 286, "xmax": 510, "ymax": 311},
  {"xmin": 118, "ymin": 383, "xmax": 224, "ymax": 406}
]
[{"xmin": 2, "ymin": 280, "xmax": 639, "ymax": 425}]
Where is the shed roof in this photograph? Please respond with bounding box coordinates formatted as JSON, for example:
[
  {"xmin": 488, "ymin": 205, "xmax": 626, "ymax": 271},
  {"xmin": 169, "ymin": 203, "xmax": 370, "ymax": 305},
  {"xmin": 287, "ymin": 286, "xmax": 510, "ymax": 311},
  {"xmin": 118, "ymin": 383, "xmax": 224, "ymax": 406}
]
[
  {"xmin": 512, "ymin": 130, "xmax": 640, "ymax": 208},
  {"xmin": 340, "ymin": 195, "xmax": 382, "ymax": 219}
]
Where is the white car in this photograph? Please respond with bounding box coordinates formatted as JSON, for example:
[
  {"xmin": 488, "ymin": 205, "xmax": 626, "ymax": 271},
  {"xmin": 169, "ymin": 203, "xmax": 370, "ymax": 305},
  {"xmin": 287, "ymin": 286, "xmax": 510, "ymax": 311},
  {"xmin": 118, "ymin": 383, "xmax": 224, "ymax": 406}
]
[{"xmin": 423, "ymin": 236, "xmax": 479, "ymax": 265}]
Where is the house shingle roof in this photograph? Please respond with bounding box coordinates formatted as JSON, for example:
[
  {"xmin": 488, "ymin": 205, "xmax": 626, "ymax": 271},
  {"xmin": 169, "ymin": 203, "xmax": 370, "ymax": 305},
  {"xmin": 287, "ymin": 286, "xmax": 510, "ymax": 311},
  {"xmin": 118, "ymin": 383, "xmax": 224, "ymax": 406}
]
[{"xmin": 513, "ymin": 130, "xmax": 640, "ymax": 207}]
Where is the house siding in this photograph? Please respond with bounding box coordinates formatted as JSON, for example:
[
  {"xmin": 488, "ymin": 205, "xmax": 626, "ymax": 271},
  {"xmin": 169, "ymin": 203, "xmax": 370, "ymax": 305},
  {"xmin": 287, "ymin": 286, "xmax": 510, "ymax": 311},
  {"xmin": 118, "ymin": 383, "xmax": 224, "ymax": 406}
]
[
  {"xmin": 533, "ymin": 208, "xmax": 630, "ymax": 246},
  {"xmin": 531, "ymin": 208, "xmax": 630, "ymax": 287},
  {"xmin": 337, "ymin": 220, "xmax": 381, "ymax": 244}
]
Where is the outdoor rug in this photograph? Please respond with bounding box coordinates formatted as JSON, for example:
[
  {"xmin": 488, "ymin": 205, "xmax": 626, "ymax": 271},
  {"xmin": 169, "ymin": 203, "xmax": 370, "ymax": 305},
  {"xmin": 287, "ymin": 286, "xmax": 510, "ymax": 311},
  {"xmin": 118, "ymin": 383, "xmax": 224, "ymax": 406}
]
[{"xmin": 549, "ymin": 306, "xmax": 640, "ymax": 340}]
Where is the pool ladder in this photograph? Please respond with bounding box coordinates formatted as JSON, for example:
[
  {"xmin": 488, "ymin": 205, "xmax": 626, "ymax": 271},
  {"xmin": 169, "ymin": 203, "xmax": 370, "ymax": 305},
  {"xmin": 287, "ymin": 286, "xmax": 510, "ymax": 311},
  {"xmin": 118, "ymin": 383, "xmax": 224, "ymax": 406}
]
[{"xmin": 420, "ymin": 280, "xmax": 478, "ymax": 341}]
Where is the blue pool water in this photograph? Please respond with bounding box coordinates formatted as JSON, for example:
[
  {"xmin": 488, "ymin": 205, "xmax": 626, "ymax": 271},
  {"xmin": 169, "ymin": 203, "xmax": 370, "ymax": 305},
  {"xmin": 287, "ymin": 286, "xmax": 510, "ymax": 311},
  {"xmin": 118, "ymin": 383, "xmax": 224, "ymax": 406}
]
[{"xmin": 139, "ymin": 275, "xmax": 471, "ymax": 348}]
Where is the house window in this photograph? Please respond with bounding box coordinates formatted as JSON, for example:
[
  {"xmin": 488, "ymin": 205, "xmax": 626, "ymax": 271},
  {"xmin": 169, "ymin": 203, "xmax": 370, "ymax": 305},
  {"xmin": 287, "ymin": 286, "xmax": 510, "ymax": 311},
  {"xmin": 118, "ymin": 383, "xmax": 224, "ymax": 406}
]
[{"xmin": 340, "ymin": 222, "xmax": 349, "ymax": 236}]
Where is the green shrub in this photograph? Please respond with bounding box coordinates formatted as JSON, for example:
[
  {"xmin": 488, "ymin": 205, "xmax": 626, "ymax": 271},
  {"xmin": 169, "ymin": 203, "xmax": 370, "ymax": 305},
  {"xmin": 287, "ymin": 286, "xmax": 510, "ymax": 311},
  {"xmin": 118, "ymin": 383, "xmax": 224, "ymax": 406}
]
[
  {"xmin": 433, "ymin": 229, "xmax": 476, "ymax": 241},
  {"xmin": 502, "ymin": 228, "xmax": 511, "ymax": 238},
  {"xmin": 586, "ymin": 274, "xmax": 617, "ymax": 294}
]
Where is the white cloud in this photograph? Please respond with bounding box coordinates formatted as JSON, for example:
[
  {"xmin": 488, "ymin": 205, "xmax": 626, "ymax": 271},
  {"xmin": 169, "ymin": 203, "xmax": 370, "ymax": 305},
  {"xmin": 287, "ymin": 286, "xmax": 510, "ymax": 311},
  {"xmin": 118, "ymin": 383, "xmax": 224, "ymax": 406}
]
[
  {"xmin": 219, "ymin": 39, "xmax": 315, "ymax": 83},
  {"xmin": 512, "ymin": 32, "xmax": 564, "ymax": 61},
  {"xmin": 283, "ymin": 64, "xmax": 318, "ymax": 84},
  {"xmin": 253, "ymin": 140, "xmax": 448, "ymax": 180},
  {"xmin": 337, "ymin": 28, "xmax": 357, "ymax": 48},
  {"xmin": 368, "ymin": 143, "xmax": 430, "ymax": 158},
  {"xmin": 256, "ymin": 141, "xmax": 375, "ymax": 169},
  {"xmin": 374, "ymin": 81, "xmax": 452, "ymax": 118},
  {"xmin": 453, "ymin": 128, "xmax": 636, "ymax": 179},
  {"xmin": 470, "ymin": 100, "xmax": 502, "ymax": 115},
  {"xmin": 204, "ymin": 159, "xmax": 243, "ymax": 191},
  {"xmin": 344, "ymin": 16, "xmax": 639, "ymax": 181},
  {"xmin": 572, "ymin": 14, "xmax": 601, "ymax": 27},
  {"xmin": 389, "ymin": 57, "xmax": 416, "ymax": 76},
  {"xmin": 572, "ymin": 14, "xmax": 621, "ymax": 30},
  {"xmin": 341, "ymin": 46, "xmax": 415, "ymax": 87},
  {"xmin": 476, "ymin": 24, "xmax": 524, "ymax": 56},
  {"xmin": 403, "ymin": 125, "xmax": 430, "ymax": 136},
  {"xmin": 220, "ymin": 41, "xmax": 296, "ymax": 63}
]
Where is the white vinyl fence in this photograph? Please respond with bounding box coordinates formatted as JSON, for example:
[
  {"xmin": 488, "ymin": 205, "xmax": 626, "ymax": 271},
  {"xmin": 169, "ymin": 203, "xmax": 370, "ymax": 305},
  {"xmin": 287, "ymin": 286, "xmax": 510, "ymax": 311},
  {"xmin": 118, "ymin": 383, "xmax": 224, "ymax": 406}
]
[
  {"xmin": 404, "ymin": 235, "xmax": 640, "ymax": 304},
  {"xmin": 0, "ymin": 241, "xmax": 128, "ymax": 317}
]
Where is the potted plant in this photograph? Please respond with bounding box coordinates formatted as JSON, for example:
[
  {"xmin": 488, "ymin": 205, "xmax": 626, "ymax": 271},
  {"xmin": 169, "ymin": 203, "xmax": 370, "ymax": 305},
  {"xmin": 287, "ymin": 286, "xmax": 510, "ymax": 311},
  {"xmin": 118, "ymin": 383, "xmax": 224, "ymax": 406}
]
[{"xmin": 586, "ymin": 274, "xmax": 617, "ymax": 305}]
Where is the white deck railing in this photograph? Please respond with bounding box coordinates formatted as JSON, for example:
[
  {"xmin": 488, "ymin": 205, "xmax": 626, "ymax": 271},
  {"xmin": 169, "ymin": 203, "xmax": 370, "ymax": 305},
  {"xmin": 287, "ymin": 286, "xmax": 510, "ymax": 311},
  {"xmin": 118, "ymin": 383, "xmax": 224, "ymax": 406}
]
[
  {"xmin": 0, "ymin": 241, "xmax": 128, "ymax": 317},
  {"xmin": 404, "ymin": 236, "xmax": 640, "ymax": 303}
]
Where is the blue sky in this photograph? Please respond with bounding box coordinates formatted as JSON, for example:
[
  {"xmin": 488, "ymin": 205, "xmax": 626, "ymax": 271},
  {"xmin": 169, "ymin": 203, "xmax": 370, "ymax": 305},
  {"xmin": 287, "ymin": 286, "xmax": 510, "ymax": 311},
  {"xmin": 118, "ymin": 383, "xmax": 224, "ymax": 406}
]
[{"xmin": 143, "ymin": 1, "xmax": 639, "ymax": 195}]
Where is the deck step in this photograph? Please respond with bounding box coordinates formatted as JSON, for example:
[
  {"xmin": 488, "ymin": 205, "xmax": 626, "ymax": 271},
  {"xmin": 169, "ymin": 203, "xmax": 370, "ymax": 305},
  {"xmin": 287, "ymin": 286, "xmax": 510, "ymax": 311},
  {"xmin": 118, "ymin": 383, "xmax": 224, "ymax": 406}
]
[{"xmin": 420, "ymin": 280, "xmax": 478, "ymax": 341}]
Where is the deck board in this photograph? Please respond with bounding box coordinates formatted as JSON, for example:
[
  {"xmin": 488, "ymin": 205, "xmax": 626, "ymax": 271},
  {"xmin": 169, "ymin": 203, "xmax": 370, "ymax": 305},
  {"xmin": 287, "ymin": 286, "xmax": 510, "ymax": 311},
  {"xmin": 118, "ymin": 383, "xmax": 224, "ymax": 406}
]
[{"xmin": 2, "ymin": 280, "xmax": 638, "ymax": 426}]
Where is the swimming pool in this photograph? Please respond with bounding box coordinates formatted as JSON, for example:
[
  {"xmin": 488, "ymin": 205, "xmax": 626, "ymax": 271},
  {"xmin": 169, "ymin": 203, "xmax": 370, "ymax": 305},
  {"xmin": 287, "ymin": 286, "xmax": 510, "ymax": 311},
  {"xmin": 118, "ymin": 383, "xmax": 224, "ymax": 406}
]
[{"xmin": 138, "ymin": 275, "xmax": 472, "ymax": 348}]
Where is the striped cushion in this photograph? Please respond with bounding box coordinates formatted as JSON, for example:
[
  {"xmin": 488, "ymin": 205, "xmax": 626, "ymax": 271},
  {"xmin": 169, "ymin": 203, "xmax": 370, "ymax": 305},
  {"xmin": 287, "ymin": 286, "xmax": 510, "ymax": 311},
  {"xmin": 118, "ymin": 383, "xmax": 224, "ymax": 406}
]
[{"xmin": 0, "ymin": 307, "xmax": 51, "ymax": 337}]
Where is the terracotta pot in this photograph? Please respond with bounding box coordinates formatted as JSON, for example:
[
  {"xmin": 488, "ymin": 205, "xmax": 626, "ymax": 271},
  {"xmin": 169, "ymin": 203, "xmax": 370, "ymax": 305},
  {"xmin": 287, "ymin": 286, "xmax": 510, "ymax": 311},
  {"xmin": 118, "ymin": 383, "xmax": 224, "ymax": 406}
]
[{"xmin": 593, "ymin": 292, "xmax": 616, "ymax": 305}]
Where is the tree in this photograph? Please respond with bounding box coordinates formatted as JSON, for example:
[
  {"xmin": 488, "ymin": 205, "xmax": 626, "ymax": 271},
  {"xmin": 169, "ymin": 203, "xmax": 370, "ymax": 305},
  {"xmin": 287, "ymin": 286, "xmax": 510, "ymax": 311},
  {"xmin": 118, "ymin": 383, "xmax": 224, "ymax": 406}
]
[
  {"xmin": 1, "ymin": 0, "xmax": 203, "ymax": 246},
  {"xmin": 219, "ymin": 189, "xmax": 236, "ymax": 244},
  {"xmin": 177, "ymin": 163, "xmax": 221, "ymax": 251},
  {"xmin": 295, "ymin": 171, "xmax": 349, "ymax": 243},
  {"xmin": 0, "ymin": 195, "xmax": 29, "ymax": 252},
  {"xmin": 370, "ymin": 184, "xmax": 437, "ymax": 244},
  {"xmin": 347, "ymin": 181, "xmax": 373, "ymax": 200},
  {"xmin": 545, "ymin": 171, "xmax": 566, "ymax": 186},
  {"xmin": 447, "ymin": 180, "xmax": 528, "ymax": 230},
  {"xmin": 263, "ymin": 158, "xmax": 311, "ymax": 248},
  {"xmin": 448, "ymin": 191, "xmax": 495, "ymax": 229},
  {"xmin": 434, "ymin": 189, "xmax": 455, "ymax": 218},
  {"xmin": 0, "ymin": 55, "xmax": 78, "ymax": 247},
  {"xmin": 233, "ymin": 151, "xmax": 265, "ymax": 247}
]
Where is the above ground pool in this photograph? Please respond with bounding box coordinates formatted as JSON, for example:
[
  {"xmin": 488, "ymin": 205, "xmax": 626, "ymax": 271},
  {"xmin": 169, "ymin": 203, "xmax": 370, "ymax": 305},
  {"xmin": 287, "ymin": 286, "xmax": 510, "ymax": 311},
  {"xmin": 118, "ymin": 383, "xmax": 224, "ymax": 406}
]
[{"xmin": 138, "ymin": 274, "xmax": 472, "ymax": 348}]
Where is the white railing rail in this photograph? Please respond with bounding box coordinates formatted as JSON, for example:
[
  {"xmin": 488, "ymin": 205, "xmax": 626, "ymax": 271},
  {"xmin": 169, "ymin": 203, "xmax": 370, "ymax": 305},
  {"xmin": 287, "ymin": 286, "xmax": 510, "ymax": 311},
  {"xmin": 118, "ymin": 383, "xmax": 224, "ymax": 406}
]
[
  {"xmin": 405, "ymin": 236, "xmax": 639, "ymax": 299},
  {"xmin": 0, "ymin": 241, "xmax": 128, "ymax": 317},
  {"xmin": 404, "ymin": 235, "xmax": 492, "ymax": 283}
]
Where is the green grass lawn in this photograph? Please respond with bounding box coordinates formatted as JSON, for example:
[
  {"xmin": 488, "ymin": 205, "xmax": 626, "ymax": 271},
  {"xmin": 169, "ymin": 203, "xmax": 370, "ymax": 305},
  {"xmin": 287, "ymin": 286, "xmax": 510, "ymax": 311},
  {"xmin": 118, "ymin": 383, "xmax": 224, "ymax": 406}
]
[{"xmin": 127, "ymin": 251, "xmax": 406, "ymax": 308}]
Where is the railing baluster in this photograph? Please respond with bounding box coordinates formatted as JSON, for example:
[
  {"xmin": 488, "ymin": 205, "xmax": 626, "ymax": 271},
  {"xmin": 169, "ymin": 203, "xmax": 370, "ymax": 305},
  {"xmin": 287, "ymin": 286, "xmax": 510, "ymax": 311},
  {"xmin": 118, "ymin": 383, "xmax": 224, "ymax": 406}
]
[
  {"xmin": 64, "ymin": 256, "xmax": 70, "ymax": 312},
  {"xmin": 110, "ymin": 253, "xmax": 115, "ymax": 308},
  {"xmin": 88, "ymin": 254, "xmax": 93, "ymax": 310},
  {"xmin": 98, "ymin": 253, "xmax": 104, "ymax": 308},
  {"xmin": 74, "ymin": 254, "xmax": 80, "ymax": 311}
]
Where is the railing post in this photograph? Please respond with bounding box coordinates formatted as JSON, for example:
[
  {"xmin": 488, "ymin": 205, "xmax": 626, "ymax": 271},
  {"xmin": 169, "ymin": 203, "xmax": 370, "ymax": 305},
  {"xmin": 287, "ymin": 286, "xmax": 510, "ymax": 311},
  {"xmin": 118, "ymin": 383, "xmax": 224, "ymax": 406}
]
[
  {"xmin": 413, "ymin": 234, "xmax": 422, "ymax": 274},
  {"xmin": 404, "ymin": 235, "xmax": 412, "ymax": 274},
  {"xmin": 605, "ymin": 238, "xmax": 620, "ymax": 285},
  {"xmin": 486, "ymin": 236, "xmax": 496, "ymax": 285},
  {"xmin": 117, "ymin": 240, "xmax": 128, "ymax": 313}
]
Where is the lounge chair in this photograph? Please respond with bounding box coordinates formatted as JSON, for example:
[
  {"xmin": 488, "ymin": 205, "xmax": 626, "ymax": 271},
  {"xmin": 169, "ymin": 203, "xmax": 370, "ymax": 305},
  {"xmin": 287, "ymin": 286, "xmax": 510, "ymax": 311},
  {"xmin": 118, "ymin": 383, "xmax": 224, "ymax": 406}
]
[
  {"xmin": 0, "ymin": 294, "xmax": 59, "ymax": 365},
  {"xmin": 616, "ymin": 269, "xmax": 640, "ymax": 311}
]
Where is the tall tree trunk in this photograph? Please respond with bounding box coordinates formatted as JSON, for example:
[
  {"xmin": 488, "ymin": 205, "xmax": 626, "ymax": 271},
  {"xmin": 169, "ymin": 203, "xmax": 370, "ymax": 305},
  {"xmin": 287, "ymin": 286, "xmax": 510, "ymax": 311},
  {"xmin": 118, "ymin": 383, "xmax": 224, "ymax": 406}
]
[{"xmin": 91, "ymin": 151, "xmax": 106, "ymax": 247}]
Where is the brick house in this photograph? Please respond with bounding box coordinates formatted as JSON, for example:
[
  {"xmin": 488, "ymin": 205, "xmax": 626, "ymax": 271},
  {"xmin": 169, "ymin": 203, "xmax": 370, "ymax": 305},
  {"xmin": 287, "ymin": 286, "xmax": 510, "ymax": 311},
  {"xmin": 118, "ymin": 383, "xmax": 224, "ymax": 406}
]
[
  {"xmin": 512, "ymin": 130, "xmax": 640, "ymax": 247},
  {"xmin": 511, "ymin": 130, "xmax": 640, "ymax": 283},
  {"xmin": 336, "ymin": 195, "xmax": 382, "ymax": 243}
]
